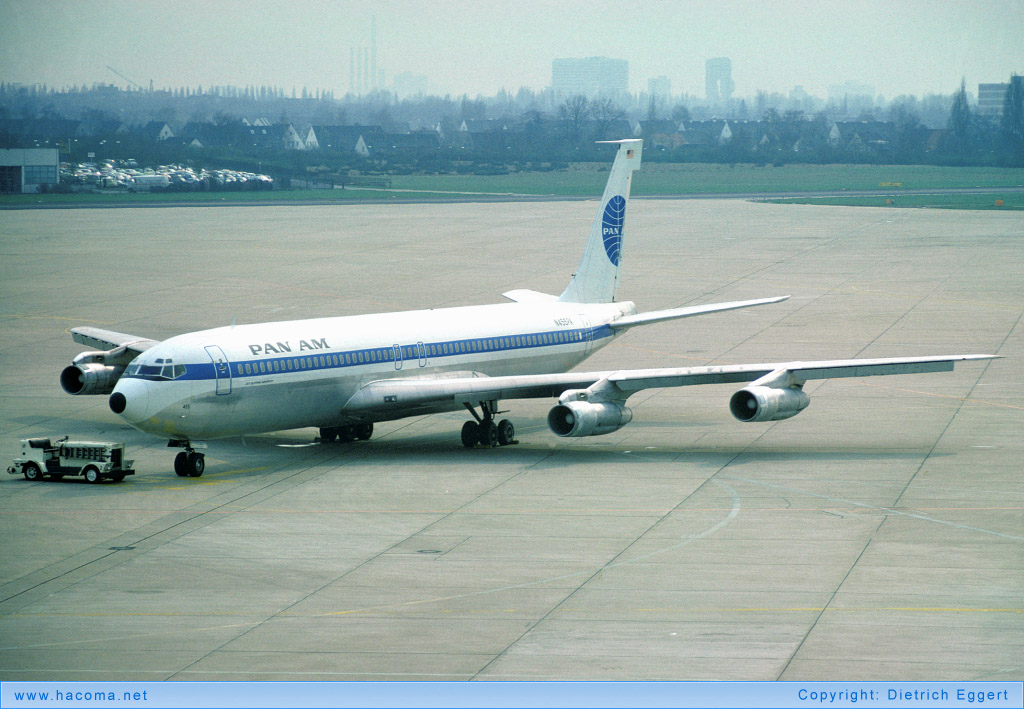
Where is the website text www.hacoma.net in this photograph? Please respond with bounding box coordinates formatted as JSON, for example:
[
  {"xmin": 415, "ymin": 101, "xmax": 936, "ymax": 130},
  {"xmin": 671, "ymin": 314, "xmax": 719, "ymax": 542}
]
[{"xmin": 12, "ymin": 690, "xmax": 149, "ymax": 703}]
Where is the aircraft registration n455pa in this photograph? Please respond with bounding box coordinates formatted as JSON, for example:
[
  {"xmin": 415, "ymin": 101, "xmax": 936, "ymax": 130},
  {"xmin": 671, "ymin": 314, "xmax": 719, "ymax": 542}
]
[{"xmin": 59, "ymin": 139, "xmax": 997, "ymax": 477}]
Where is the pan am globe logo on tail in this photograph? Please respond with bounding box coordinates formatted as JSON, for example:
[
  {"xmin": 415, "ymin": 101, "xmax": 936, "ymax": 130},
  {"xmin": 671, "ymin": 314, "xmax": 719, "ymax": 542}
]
[{"xmin": 602, "ymin": 195, "xmax": 626, "ymax": 266}]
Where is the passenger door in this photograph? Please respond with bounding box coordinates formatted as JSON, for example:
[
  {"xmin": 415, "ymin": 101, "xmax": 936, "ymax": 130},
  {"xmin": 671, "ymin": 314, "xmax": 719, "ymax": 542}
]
[{"xmin": 204, "ymin": 345, "xmax": 232, "ymax": 395}]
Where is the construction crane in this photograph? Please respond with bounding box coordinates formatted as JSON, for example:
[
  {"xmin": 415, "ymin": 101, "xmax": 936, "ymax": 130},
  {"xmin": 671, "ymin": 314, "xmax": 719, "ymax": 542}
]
[{"xmin": 107, "ymin": 66, "xmax": 148, "ymax": 91}]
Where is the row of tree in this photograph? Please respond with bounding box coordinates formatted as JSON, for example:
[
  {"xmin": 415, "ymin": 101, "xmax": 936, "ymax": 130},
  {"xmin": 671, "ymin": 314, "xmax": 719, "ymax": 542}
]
[
  {"xmin": 3, "ymin": 76, "xmax": 1022, "ymax": 169},
  {"xmin": 947, "ymin": 75, "xmax": 1024, "ymax": 163}
]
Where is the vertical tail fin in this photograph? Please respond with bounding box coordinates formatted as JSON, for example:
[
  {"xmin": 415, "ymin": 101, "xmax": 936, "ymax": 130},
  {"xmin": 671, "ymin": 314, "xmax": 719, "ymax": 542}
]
[{"xmin": 558, "ymin": 139, "xmax": 643, "ymax": 304}]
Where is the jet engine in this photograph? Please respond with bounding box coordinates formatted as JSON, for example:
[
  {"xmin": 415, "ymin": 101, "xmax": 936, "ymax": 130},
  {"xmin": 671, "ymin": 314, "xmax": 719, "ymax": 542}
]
[
  {"xmin": 729, "ymin": 385, "xmax": 809, "ymax": 422},
  {"xmin": 60, "ymin": 349, "xmax": 132, "ymax": 396},
  {"xmin": 60, "ymin": 362, "xmax": 125, "ymax": 395},
  {"xmin": 548, "ymin": 400, "xmax": 633, "ymax": 437}
]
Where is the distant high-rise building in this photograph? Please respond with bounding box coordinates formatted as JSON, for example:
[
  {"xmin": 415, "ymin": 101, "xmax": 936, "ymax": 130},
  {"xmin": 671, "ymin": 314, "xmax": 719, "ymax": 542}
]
[
  {"xmin": 705, "ymin": 58, "xmax": 734, "ymax": 104},
  {"xmin": 552, "ymin": 57, "xmax": 629, "ymax": 99},
  {"xmin": 647, "ymin": 75, "xmax": 671, "ymax": 99},
  {"xmin": 978, "ymin": 83, "xmax": 1010, "ymax": 117}
]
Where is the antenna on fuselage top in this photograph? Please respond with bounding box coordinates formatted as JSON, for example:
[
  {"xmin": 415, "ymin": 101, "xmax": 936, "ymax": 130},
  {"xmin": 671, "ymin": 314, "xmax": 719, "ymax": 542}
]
[{"xmin": 230, "ymin": 315, "xmax": 236, "ymax": 328}]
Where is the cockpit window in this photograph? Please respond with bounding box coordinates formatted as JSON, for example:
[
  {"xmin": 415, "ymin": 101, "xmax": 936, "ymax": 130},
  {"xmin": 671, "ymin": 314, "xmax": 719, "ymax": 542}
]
[{"xmin": 125, "ymin": 359, "xmax": 186, "ymax": 381}]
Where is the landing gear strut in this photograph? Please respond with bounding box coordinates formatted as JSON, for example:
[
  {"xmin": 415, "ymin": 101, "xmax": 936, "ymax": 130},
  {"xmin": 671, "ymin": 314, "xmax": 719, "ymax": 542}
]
[
  {"xmin": 170, "ymin": 441, "xmax": 205, "ymax": 477},
  {"xmin": 462, "ymin": 401, "xmax": 516, "ymax": 448}
]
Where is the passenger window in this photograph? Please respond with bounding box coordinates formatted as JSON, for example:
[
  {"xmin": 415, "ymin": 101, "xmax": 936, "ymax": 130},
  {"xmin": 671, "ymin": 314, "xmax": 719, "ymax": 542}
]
[
  {"xmin": 245, "ymin": 363, "xmax": 252, "ymax": 374},
  {"xmin": 259, "ymin": 362, "xmax": 266, "ymax": 373}
]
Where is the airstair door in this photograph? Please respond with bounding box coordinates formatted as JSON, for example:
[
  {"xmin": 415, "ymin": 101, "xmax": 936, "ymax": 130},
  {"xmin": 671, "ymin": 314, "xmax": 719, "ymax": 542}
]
[{"xmin": 204, "ymin": 345, "xmax": 232, "ymax": 395}]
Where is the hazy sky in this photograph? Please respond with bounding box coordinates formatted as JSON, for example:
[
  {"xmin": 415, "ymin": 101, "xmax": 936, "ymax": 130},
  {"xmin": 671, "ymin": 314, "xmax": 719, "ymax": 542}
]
[{"xmin": 2, "ymin": 0, "xmax": 1022, "ymax": 100}]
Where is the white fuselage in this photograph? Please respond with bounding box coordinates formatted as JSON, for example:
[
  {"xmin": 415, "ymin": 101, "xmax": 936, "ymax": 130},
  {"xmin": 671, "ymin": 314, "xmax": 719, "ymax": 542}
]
[{"xmin": 112, "ymin": 299, "xmax": 636, "ymax": 440}]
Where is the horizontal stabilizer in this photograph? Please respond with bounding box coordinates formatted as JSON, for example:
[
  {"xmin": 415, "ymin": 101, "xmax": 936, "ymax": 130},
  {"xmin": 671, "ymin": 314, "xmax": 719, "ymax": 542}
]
[
  {"xmin": 610, "ymin": 296, "xmax": 790, "ymax": 330},
  {"xmin": 502, "ymin": 289, "xmax": 558, "ymax": 303}
]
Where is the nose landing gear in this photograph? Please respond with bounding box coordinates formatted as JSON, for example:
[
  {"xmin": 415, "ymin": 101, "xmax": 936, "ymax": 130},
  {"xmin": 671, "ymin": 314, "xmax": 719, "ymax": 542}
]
[{"xmin": 169, "ymin": 440, "xmax": 206, "ymax": 477}]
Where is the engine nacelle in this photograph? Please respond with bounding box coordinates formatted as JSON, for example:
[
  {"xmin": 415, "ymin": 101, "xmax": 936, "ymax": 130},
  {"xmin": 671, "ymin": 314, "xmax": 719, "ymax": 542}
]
[
  {"xmin": 729, "ymin": 385, "xmax": 809, "ymax": 422},
  {"xmin": 547, "ymin": 401, "xmax": 633, "ymax": 437},
  {"xmin": 60, "ymin": 363, "xmax": 125, "ymax": 396}
]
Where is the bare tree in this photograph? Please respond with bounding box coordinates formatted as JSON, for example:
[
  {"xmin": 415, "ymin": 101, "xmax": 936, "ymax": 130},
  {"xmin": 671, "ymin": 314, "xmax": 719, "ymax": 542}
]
[
  {"xmin": 1001, "ymin": 73, "xmax": 1024, "ymax": 157},
  {"xmin": 590, "ymin": 97, "xmax": 626, "ymax": 140},
  {"xmin": 948, "ymin": 78, "xmax": 971, "ymax": 154},
  {"xmin": 557, "ymin": 95, "xmax": 590, "ymax": 147}
]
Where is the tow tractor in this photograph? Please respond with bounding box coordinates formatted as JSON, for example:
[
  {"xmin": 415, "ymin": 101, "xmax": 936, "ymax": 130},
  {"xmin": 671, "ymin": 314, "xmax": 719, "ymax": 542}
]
[{"xmin": 7, "ymin": 436, "xmax": 135, "ymax": 483}]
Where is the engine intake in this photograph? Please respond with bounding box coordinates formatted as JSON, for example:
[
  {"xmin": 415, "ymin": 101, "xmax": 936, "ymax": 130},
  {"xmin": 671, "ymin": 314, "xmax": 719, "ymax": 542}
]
[
  {"xmin": 60, "ymin": 363, "xmax": 125, "ymax": 396},
  {"xmin": 548, "ymin": 401, "xmax": 633, "ymax": 437},
  {"xmin": 729, "ymin": 385, "xmax": 809, "ymax": 422}
]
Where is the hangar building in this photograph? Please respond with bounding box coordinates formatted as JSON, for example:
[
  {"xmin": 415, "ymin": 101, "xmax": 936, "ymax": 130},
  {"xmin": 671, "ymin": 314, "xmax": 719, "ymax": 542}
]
[{"xmin": 0, "ymin": 148, "xmax": 59, "ymax": 193}]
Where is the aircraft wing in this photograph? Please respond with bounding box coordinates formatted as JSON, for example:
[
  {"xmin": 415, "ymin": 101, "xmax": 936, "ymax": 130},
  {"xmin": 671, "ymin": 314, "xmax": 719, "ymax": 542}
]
[
  {"xmin": 70, "ymin": 326, "xmax": 160, "ymax": 362},
  {"xmin": 342, "ymin": 354, "xmax": 997, "ymax": 413}
]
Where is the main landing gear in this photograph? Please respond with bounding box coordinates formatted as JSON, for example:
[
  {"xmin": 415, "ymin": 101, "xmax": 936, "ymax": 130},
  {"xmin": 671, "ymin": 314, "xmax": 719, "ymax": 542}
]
[
  {"xmin": 170, "ymin": 441, "xmax": 206, "ymax": 477},
  {"xmin": 462, "ymin": 401, "xmax": 516, "ymax": 448},
  {"xmin": 319, "ymin": 423, "xmax": 373, "ymax": 444}
]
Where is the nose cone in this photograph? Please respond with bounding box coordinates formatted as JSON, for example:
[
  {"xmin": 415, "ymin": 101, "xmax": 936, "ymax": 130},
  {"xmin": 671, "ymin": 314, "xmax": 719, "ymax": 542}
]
[{"xmin": 109, "ymin": 378, "xmax": 151, "ymax": 425}]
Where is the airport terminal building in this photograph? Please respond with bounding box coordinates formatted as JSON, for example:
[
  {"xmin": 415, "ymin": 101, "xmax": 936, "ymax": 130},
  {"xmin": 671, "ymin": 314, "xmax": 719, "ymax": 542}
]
[{"xmin": 0, "ymin": 148, "xmax": 59, "ymax": 193}]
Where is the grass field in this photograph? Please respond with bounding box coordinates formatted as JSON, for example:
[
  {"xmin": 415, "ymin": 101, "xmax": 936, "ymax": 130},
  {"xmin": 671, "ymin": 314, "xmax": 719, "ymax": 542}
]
[
  {"xmin": 765, "ymin": 192, "xmax": 1024, "ymax": 210},
  {"xmin": 3, "ymin": 163, "xmax": 1024, "ymax": 207},
  {"xmin": 391, "ymin": 163, "xmax": 1024, "ymax": 196}
]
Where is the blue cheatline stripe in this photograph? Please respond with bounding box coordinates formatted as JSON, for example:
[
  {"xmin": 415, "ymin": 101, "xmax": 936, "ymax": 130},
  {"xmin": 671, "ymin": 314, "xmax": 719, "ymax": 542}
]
[{"xmin": 125, "ymin": 326, "xmax": 616, "ymax": 383}]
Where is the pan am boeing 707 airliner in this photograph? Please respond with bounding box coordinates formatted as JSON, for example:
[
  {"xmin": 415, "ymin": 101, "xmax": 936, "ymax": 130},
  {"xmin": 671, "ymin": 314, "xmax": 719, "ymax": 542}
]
[{"xmin": 60, "ymin": 140, "xmax": 996, "ymax": 477}]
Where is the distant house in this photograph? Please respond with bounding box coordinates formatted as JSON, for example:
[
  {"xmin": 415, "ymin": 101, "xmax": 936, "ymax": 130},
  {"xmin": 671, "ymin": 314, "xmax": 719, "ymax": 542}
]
[
  {"xmin": 379, "ymin": 131, "xmax": 441, "ymax": 153},
  {"xmin": 312, "ymin": 125, "xmax": 380, "ymax": 156},
  {"xmin": 829, "ymin": 121, "xmax": 894, "ymax": 152},
  {"xmin": 1, "ymin": 118, "xmax": 82, "ymax": 146},
  {"xmin": 181, "ymin": 122, "xmax": 244, "ymax": 149},
  {"xmin": 458, "ymin": 119, "xmax": 521, "ymax": 134},
  {"xmin": 245, "ymin": 123, "xmax": 306, "ymax": 150},
  {"xmin": 140, "ymin": 121, "xmax": 175, "ymax": 141},
  {"xmin": 828, "ymin": 122, "xmax": 842, "ymax": 146},
  {"xmin": 298, "ymin": 126, "xmax": 318, "ymax": 150},
  {"xmin": 718, "ymin": 121, "xmax": 733, "ymax": 144},
  {"xmin": 76, "ymin": 119, "xmax": 129, "ymax": 139}
]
